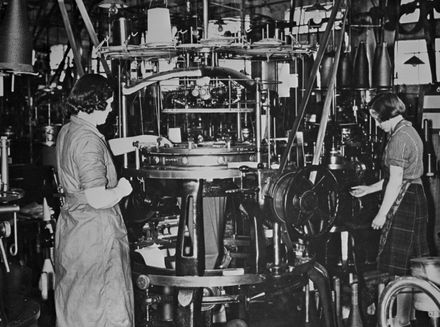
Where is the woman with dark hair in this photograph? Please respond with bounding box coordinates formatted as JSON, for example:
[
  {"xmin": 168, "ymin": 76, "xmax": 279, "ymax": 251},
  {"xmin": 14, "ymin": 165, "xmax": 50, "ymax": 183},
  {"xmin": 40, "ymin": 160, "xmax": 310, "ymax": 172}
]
[
  {"xmin": 55, "ymin": 74, "xmax": 134, "ymax": 327},
  {"xmin": 351, "ymin": 93, "xmax": 429, "ymax": 327}
]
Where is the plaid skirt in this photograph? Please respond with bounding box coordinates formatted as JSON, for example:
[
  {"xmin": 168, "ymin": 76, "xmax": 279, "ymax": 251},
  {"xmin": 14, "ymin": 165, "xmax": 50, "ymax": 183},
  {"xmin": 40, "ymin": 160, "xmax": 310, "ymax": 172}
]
[{"xmin": 377, "ymin": 183, "xmax": 429, "ymax": 276}]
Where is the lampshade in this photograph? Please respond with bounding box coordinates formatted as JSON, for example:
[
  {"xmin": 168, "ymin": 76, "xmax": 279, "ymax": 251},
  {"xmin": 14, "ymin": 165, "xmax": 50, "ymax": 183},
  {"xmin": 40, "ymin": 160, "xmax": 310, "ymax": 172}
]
[
  {"xmin": 98, "ymin": 0, "xmax": 127, "ymax": 9},
  {"xmin": 404, "ymin": 55, "xmax": 424, "ymax": 66},
  {"xmin": 0, "ymin": 0, "xmax": 34, "ymax": 73}
]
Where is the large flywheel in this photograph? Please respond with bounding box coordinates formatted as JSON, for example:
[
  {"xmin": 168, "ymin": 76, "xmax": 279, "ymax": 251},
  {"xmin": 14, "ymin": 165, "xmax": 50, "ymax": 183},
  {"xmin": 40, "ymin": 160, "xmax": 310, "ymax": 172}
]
[{"xmin": 267, "ymin": 165, "xmax": 339, "ymax": 239}]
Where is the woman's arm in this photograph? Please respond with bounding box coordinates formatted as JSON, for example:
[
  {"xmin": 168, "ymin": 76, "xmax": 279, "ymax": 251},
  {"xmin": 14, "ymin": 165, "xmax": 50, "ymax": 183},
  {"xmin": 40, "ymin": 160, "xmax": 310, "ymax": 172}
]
[
  {"xmin": 350, "ymin": 179, "xmax": 384, "ymax": 197},
  {"xmin": 377, "ymin": 165, "xmax": 403, "ymax": 217},
  {"xmin": 371, "ymin": 165, "xmax": 403, "ymax": 229},
  {"xmin": 84, "ymin": 177, "xmax": 132, "ymax": 209}
]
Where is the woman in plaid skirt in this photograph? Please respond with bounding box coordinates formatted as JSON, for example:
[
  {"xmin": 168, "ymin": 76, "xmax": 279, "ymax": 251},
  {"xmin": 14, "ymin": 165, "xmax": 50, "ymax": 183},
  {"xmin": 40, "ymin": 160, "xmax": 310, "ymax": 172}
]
[{"xmin": 350, "ymin": 93, "xmax": 429, "ymax": 327}]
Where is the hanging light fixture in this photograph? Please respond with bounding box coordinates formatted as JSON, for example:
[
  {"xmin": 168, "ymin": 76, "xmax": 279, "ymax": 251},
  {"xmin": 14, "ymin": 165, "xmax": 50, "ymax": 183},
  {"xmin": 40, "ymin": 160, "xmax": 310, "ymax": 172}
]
[
  {"xmin": 98, "ymin": 0, "xmax": 127, "ymax": 15},
  {"xmin": 216, "ymin": 18, "xmax": 225, "ymax": 32},
  {"xmin": 404, "ymin": 55, "xmax": 425, "ymax": 66},
  {"xmin": 305, "ymin": 1, "xmax": 329, "ymax": 12},
  {"xmin": 98, "ymin": 0, "xmax": 127, "ymax": 9},
  {"xmin": 306, "ymin": 1, "xmax": 330, "ymax": 27}
]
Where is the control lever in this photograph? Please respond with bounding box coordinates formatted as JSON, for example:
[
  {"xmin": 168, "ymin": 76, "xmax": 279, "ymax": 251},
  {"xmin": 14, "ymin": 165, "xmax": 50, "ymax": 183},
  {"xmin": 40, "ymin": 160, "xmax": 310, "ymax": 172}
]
[{"xmin": 0, "ymin": 221, "xmax": 11, "ymax": 272}]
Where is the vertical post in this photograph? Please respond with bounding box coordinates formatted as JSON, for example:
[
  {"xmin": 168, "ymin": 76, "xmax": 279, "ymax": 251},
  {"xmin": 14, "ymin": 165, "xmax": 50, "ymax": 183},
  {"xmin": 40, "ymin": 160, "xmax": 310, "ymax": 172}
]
[
  {"xmin": 203, "ymin": 0, "xmax": 209, "ymax": 40},
  {"xmin": 1, "ymin": 137, "xmax": 9, "ymax": 192},
  {"xmin": 266, "ymin": 89, "xmax": 271, "ymax": 168},
  {"xmin": 273, "ymin": 222, "xmax": 280, "ymax": 273},
  {"xmin": 255, "ymin": 79, "xmax": 262, "ymax": 164},
  {"xmin": 121, "ymin": 82, "xmax": 128, "ymax": 168},
  {"xmin": 237, "ymin": 88, "xmax": 241, "ymax": 140},
  {"xmin": 27, "ymin": 77, "xmax": 33, "ymax": 164}
]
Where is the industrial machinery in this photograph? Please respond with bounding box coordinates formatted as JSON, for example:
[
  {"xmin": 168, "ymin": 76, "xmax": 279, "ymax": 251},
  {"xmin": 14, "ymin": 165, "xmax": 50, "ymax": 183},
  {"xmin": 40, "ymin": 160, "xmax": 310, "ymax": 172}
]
[
  {"xmin": 55, "ymin": 0, "xmax": 386, "ymax": 326},
  {"xmin": 0, "ymin": 137, "xmax": 40, "ymax": 327}
]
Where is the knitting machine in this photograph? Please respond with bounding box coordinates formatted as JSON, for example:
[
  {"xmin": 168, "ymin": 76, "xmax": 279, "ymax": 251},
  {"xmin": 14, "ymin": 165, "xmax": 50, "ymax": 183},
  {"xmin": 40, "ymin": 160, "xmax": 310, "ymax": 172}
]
[
  {"xmin": 117, "ymin": 61, "xmax": 376, "ymax": 327},
  {"xmin": 94, "ymin": 0, "xmax": 385, "ymax": 324}
]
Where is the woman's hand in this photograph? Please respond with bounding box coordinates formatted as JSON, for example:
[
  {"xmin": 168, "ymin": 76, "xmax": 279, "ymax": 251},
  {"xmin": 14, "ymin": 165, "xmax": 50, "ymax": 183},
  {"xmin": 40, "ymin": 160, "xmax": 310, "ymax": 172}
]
[
  {"xmin": 117, "ymin": 177, "xmax": 133, "ymax": 197},
  {"xmin": 371, "ymin": 213, "xmax": 387, "ymax": 230},
  {"xmin": 350, "ymin": 185, "xmax": 371, "ymax": 198}
]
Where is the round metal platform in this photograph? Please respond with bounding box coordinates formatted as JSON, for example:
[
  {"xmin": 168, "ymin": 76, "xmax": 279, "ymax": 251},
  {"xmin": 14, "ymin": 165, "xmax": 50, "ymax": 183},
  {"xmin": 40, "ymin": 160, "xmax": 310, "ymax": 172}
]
[
  {"xmin": 0, "ymin": 188, "xmax": 24, "ymax": 203},
  {"xmin": 147, "ymin": 273, "xmax": 264, "ymax": 287}
]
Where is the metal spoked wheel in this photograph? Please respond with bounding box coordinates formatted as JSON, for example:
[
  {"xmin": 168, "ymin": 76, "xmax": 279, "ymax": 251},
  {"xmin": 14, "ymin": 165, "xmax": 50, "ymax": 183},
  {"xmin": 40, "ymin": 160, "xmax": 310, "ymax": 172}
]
[{"xmin": 269, "ymin": 165, "xmax": 339, "ymax": 239}]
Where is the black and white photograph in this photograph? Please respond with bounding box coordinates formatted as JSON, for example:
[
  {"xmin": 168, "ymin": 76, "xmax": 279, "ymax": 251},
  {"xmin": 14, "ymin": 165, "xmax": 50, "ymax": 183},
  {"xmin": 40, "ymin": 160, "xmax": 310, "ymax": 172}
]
[{"xmin": 0, "ymin": 0, "xmax": 439, "ymax": 326}]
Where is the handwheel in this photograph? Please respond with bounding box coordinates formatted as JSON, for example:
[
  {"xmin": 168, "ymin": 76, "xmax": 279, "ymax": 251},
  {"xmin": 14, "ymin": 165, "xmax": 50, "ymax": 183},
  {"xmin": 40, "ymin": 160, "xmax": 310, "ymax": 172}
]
[{"xmin": 268, "ymin": 165, "xmax": 339, "ymax": 239}]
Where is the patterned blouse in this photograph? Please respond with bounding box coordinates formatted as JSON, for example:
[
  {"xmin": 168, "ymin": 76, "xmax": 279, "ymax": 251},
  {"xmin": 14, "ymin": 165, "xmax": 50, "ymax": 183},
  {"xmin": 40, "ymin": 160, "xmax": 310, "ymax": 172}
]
[{"xmin": 383, "ymin": 119, "xmax": 423, "ymax": 184}]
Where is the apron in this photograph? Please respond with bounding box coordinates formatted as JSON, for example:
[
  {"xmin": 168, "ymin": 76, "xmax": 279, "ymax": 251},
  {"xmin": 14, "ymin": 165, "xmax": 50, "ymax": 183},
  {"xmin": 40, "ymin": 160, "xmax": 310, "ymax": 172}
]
[
  {"xmin": 377, "ymin": 180, "xmax": 411, "ymax": 256},
  {"xmin": 377, "ymin": 120, "xmax": 411, "ymax": 256},
  {"xmin": 54, "ymin": 116, "xmax": 134, "ymax": 327}
]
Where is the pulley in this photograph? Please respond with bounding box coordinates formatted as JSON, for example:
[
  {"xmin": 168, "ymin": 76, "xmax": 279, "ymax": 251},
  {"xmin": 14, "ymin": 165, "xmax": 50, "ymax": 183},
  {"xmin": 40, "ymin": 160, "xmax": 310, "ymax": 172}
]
[{"xmin": 266, "ymin": 165, "xmax": 339, "ymax": 239}]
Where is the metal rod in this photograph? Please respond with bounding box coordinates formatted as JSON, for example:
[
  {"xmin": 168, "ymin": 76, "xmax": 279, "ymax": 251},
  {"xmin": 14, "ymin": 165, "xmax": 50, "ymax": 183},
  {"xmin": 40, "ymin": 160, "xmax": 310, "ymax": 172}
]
[
  {"xmin": 266, "ymin": 89, "xmax": 271, "ymax": 168},
  {"xmin": 237, "ymin": 104, "xmax": 242, "ymax": 141},
  {"xmin": 1, "ymin": 137, "xmax": 9, "ymax": 192},
  {"xmin": 279, "ymin": 0, "xmax": 343, "ymax": 172},
  {"xmin": 118, "ymin": 63, "xmax": 123, "ymax": 137},
  {"xmin": 273, "ymin": 222, "xmax": 280, "ymax": 267},
  {"xmin": 121, "ymin": 82, "xmax": 128, "ymax": 168},
  {"xmin": 57, "ymin": 0, "xmax": 85, "ymax": 77},
  {"xmin": 0, "ymin": 238, "xmax": 10, "ymax": 273},
  {"xmin": 255, "ymin": 79, "xmax": 262, "ymax": 164},
  {"xmin": 74, "ymin": 0, "xmax": 112, "ymax": 77},
  {"xmin": 311, "ymin": 6, "xmax": 347, "ymax": 172},
  {"xmin": 27, "ymin": 77, "xmax": 33, "ymax": 164},
  {"xmin": 135, "ymin": 148, "xmax": 140, "ymax": 170},
  {"xmin": 203, "ymin": 0, "xmax": 209, "ymax": 39},
  {"xmin": 10, "ymin": 212, "xmax": 18, "ymax": 256},
  {"xmin": 0, "ymin": 205, "xmax": 19, "ymax": 214},
  {"xmin": 253, "ymin": 216, "xmax": 260, "ymax": 273}
]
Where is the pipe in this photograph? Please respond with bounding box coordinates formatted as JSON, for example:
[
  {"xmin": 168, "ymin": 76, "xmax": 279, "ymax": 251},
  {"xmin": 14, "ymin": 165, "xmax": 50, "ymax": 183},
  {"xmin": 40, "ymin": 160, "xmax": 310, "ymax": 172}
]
[
  {"xmin": 378, "ymin": 277, "xmax": 440, "ymax": 327},
  {"xmin": 307, "ymin": 262, "xmax": 336, "ymax": 327},
  {"xmin": 123, "ymin": 68, "xmax": 203, "ymax": 95}
]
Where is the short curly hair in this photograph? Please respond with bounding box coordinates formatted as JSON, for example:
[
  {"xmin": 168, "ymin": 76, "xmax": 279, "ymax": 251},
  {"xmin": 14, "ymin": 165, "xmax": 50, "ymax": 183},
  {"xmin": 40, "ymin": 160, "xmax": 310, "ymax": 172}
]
[
  {"xmin": 66, "ymin": 74, "xmax": 113, "ymax": 115},
  {"xmin": 370, "ymin": 92, "xmax": 406, "ymax": 122}
]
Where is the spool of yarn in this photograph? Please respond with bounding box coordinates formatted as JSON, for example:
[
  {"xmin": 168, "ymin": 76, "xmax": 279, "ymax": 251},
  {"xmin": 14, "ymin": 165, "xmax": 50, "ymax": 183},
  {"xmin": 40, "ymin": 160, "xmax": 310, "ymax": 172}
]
[
  {"xmin": 337, "ymin": 51, "xmax": 353, "ymax": 89},
  {"xmin": 146, "ymin": 7, "xmax": 172, "ymax": 44},
  {"xmin": 299, "ymin": 54, "xmax": 317, "ymax": 90},
  {"xmin": 320, "ymin": 51, "xmax": 335, "ymax": 89},
  {"xmin": 353, "ymin": 41, "xmax": 370, "ymax": 90},
  {"xmin": 372, "ymin": 42, "xmax": 392, "ymax": 89}
]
